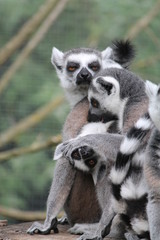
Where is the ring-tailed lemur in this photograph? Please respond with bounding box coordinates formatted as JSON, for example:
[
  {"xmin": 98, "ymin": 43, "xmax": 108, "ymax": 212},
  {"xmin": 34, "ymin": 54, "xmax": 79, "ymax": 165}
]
[
  {"xmin": 144, "ymin": 81, "xmax": 160, "ymax": 240},
  {"xmin": 57, "ymin": 68, "xmax": 150, "ymax": 240},
  {"xmin": 27, "ymin": 41, "xmax": 135, "ymax": 236}
]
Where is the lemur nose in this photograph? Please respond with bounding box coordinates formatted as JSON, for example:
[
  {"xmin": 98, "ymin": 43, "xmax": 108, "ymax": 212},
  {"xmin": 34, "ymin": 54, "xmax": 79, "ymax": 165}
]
[
  {"xmin": 76, "ymin": 67, "xmax": 92, "ymax": 85},
  {"xmin": 80, "ymin": 69, "xmax": 90, "ymax": 79}
]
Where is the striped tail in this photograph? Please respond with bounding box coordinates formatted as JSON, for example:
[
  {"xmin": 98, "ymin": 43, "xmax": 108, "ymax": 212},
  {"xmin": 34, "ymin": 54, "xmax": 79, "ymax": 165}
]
[{"xmin": 110, "ymin": 112, "xmax": 153, "ymax": 200}]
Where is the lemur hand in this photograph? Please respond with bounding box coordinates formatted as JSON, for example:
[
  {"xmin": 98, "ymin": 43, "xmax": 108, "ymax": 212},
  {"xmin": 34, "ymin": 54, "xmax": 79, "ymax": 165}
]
[{"xmin": 27, "ymin": 218, "xmax": 58, "ymax": 235}]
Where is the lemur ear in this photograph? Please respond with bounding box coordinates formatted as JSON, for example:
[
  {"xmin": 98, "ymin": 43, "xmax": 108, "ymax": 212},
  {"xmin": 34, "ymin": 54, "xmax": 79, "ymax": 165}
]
[
  {"xmin": 111, "ymin": 40, "xmax": 135, "ymax": 68},
  {"xmin": 53, "ymin": 143, "xmax": 64, "ymax": 160},
  {"xmin": 101, "ymin": 47, "xmax": 113, "ymax": 60},
  {"xmin": 145, "ymin": 80, "xmax": 158, "ymax": 99},
  {"xmin": 51, "ymin": 47, "xmax": 64, "ymax": 71},
  {"xmin": 96, "ymin": 77, "xmax": 114, "ymax": 95}
]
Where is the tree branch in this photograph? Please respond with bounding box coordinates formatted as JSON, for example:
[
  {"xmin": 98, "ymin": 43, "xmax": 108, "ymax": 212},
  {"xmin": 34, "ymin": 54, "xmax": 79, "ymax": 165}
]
[
  {"xmin": 0, "ymin": 135, "xmax": 62, "ymax": 163},
  {"xmin": 0, "ymin": 205, "xmax": 46, "ymax": 221},
  {"xmin": 0, "ymin": 96, "xmax": 64, "ymax": 148},
  {"xmin": 0, "ymin": 0, "xmax": 69, "ymax": 95},
  {"xmin": 126, "ymin": 0, "xmax": 160, "ymax": 39},
  {"xmin": 0, "ymin": 205, "xmax": 64, "ymax": 221},
  {"xmin": 0, "ymin": 0, "xmax": 59, "ymax": 65}
]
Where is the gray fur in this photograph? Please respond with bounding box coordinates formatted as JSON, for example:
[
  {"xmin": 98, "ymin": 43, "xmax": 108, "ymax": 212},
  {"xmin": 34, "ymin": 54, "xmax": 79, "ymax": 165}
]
[{"xmin": 64, "ymin": 48, "xmax": 101, "ymax": 60}]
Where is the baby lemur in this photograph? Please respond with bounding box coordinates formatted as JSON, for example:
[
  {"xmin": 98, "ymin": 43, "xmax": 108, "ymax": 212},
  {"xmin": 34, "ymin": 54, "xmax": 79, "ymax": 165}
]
[{"xmin": 27, "ymin": 41, "xmax": 135, "ymax": 236}]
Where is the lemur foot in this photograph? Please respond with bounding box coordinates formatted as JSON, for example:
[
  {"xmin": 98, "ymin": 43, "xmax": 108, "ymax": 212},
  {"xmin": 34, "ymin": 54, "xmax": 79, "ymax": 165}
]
[
  {"xmin": 69, "ymin": 225, "xmax": 83, "ymax": 235},
  {"xmin": 68, "ymin": 223, "xmax": 98, "ymax": 235},
  {"xmin": 27, "ymin": 218, "xmax": 58, "ymax": 235},
  {"xmin": 77, "ymin": 233, "xmax": 102, "ymax": 240}
]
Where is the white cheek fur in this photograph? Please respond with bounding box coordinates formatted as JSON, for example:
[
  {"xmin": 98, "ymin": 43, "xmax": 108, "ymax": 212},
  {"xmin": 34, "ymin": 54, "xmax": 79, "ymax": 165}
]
[
  {"xmin": 79, "ymin": 122, "xmax": 113, "ymax": 137},
  {"xmin": 74, "ymin": 160, "xmax": 90, "ymax": 172}
]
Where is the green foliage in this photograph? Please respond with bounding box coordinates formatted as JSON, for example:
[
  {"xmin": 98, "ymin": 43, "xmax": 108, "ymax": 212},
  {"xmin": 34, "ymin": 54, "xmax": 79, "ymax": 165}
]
[{"xmin": 0, "ymin": 0, "xmax": 160, "ymax": 223}]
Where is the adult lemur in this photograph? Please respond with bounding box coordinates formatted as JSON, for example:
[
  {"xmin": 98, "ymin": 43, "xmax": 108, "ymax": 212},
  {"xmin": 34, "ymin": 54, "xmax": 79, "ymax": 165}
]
[
  {"xmin": 27, "ymin": 41, "xmax": 135, "ymax": 235},
  {"xmin": 60, "ymin": 67, "xmax": 149, "ymax": 240}
]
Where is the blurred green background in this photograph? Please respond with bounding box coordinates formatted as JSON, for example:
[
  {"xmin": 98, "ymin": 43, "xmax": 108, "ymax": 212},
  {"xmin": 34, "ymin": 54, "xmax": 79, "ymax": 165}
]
[{"xmin": 0, "ymin": 0, "xmax": 160, "ymax": 224}]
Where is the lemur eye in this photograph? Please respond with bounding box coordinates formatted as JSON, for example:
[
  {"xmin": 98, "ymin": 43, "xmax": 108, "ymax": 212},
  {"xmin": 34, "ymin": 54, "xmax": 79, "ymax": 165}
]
[
  {"xmin": 67, "ymin": 62, "xmax": 79, "ymax": 72},
  {"xmin": 91, "ymin": 98, "xmax": 99, "ymax": 108},
  {"xmin": 91, "ymin": 66, "xmax": 99, "ymax": 71},
  {"xmin": 67, "ymin": 66, "xmax": 76, "ymax": 72},
  {"xmin": 89, "ymin": 160, "xmax": 95, "ymax": 166},
  {"xmin": 89, "ymin": 62, "xmax": 100, "ymax": 72},
  {"xmin": 85, "ymin": 158, "xmax": 97, "ymax": 169},
  {"xmin": 71, "ymin": 149, "xmax": 81, "ymax": 160}
]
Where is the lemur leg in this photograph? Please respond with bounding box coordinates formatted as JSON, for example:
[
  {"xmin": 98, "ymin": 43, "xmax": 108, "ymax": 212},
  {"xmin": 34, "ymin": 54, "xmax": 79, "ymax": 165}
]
[
  {"xmin": 27, "ymin": 157, "xmax": 76, "ymax": 235},
  {"xmin": 108, "ymin": 214, "xmax": 125, "ymax": 238},
  {"xmin": 76, "ymin": 216, "xmax": 115, "ymax": 240},
  {"xmin": 147, "ymin": 194, "xmax": 160, "ymax": 240},
  {"xmin": 76, "ymin": 202, "xmax": 115, "ymax": 240}
]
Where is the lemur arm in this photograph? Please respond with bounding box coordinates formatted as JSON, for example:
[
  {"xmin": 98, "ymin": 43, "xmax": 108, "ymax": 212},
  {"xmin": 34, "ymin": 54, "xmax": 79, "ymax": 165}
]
[{"xmin": 27, "ymin": 156, "xmax": 77, "ymax": 235}]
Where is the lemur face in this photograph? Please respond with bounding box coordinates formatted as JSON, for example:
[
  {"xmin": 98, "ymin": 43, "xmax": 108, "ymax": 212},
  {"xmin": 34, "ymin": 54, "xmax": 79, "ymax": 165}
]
[
  {"xmin": 51, "ymin": 47, "xmax": 122, "ymax": 91},
  {"xmin": 70, "ymin": 145, "xmax": 106, "ymax": 185},
  {"xmin": 71, "ymin": 146, "xmax": 98, "ymax": 172},
  {"xmin": 88, "ymin": 75, "xmax": 121, "ymax": 123},
  {"xmin": 64, "ymin": 52, "xmax": 101, "ymax": 86}
]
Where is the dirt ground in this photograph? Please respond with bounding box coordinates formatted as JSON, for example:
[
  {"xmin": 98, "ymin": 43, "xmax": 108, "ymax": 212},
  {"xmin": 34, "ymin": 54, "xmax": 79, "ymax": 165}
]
[{"xmin": 0, "ymin": 221, "xmax": 124, "ymax": 240}]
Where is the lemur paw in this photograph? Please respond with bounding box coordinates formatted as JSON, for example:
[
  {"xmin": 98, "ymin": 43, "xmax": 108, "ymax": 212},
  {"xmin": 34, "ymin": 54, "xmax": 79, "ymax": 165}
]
[
  {"xmin": 69, "ymin": 226, "xmax": 83, "ymax": 235},
  {"xmin": 69, "ymin": 223, "xmax": 88, "ymax": 235},
  {"xmin": 77, "ymin": 233, "xmax": 102, "ymax": 240},
  {"xmin": 27, "ymin": 218, "xmax": 58, "ymax": 235}
]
